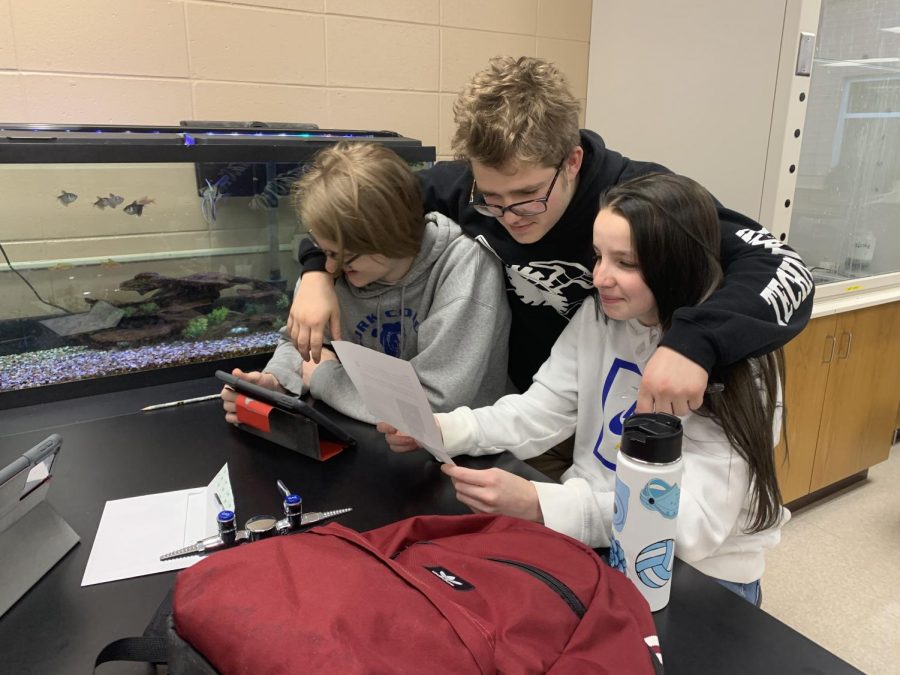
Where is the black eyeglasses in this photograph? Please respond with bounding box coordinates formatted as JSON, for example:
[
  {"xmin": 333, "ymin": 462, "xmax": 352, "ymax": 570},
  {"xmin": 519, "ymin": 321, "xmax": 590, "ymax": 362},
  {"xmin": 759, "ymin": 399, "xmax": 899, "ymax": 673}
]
[
  {"xmin": 468, "ymin": 157, "xmax": 566, "ymax": 218},
  {"xmin": 308, "ymin": 232, "xmax": 362, "ymax": 267}
]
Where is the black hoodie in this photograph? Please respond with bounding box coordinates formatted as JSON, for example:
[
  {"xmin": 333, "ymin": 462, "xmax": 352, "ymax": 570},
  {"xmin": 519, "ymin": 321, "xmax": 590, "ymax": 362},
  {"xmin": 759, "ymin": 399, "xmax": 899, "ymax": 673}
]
[{"xmin": 303, "ymin": 130, "xmax": 814, "ymax": 392}]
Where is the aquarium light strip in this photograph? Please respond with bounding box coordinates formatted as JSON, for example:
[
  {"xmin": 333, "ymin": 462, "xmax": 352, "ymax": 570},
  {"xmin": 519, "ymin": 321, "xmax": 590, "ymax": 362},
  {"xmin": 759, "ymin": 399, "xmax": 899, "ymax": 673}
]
[{"xmin": 0, "ymin": 244, "xmax": 293, "ymax": 272}]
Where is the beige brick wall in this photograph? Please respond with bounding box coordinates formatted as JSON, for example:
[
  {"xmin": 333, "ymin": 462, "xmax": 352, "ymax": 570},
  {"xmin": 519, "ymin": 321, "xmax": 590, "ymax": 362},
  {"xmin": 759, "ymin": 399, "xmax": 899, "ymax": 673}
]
[
  {"xmin": 0, "ymin": 0, "xmax": 591, "ymax": 317},
  {"xmin": 0, "ymin": 0, "xmax": 592, "ymax": 160}
]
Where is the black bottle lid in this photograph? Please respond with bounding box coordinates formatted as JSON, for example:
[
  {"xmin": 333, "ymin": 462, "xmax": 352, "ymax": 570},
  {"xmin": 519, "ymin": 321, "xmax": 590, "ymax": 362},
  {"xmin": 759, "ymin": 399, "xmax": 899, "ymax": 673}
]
[{"xmin": 621, "ymin": 413, "xmax": 683, "ymax": 464}]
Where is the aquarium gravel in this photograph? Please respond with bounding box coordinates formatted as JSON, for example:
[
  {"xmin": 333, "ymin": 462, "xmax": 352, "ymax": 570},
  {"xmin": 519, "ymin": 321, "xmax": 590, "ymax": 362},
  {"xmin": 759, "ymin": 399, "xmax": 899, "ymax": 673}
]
[{"xmin": 0, "ymin": 332, "xmax": 281, "ymax": 391}]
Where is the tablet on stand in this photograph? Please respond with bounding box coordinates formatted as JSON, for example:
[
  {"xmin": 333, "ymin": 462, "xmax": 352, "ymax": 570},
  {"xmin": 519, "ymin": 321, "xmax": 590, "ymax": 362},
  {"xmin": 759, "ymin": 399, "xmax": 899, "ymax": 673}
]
[
  {"xmin": 216, "ymin": 371, "xmax": 356, "ymax": 461},
  {"xmin": 0, "ymin": 434, "xmax": 79, "ymax": 617}
]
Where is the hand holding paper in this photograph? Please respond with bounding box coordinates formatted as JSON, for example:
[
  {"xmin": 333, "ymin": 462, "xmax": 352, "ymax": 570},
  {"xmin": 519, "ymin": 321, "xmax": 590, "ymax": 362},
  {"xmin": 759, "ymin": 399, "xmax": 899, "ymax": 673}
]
[
  {"xmin": 377, "ymin": 422, "xmax": 427, "ymax": 454},
  {"xmin": 330, "ymin": 341, "xmax": 455, "ymax": 465}
]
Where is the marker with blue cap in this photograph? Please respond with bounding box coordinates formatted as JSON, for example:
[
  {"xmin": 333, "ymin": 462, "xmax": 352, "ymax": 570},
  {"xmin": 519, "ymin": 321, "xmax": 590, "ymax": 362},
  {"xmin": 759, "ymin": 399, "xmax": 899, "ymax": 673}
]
[
  {"xmin": 277, "ymin": 480, "xmax": 304, "ymax": 530},
  {"xmin": 214, "ymin": 492, "xmax": 237, "ymax": 546}
]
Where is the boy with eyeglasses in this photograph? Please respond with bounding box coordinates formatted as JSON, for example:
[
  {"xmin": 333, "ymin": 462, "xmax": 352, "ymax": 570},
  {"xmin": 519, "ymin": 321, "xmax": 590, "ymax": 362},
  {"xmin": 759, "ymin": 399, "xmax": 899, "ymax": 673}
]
[
  {"xmin": 221, "ymin": 142, "xmax": 511, "ymax": 425},
  {"xmin": 289, "ymin": 56, "xmax": 813, "ymax": 447}
]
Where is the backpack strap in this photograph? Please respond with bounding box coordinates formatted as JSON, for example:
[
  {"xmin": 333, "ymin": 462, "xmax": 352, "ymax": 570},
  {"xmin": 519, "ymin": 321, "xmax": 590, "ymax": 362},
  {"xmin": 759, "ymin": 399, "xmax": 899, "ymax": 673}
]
[
  {"xmin": 311, "ymin": 526, "xmax": 496, "ymax": 674},
  {"xmin": 94, "ymin": 636, "xmax": 167, "ymax": 670},
  {"xmin": 93, "ymin": 589, "xmax": 173, "ymax": 672}
]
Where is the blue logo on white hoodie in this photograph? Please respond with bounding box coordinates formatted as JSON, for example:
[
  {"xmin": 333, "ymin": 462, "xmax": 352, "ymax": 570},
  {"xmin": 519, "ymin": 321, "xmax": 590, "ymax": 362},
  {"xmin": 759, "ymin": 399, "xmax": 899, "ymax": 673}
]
[{"xmin": 593, "ymin": 357, "xmax": 641, "ymax": 471}]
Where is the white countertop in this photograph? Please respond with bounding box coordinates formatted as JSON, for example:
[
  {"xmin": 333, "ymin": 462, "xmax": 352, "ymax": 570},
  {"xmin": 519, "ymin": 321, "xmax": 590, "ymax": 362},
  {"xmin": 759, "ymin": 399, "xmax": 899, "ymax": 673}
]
[{"xmin": 810, "ymin": 273, "xmax": 900, "ymax": 318}]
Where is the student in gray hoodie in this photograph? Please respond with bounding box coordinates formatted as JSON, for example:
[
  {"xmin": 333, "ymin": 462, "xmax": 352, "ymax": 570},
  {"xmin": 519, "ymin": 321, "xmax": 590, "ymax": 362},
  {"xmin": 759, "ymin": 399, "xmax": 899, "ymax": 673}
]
[{"xmin": 221, "ymin": 142, "xmax": 511, "ymax": 425}]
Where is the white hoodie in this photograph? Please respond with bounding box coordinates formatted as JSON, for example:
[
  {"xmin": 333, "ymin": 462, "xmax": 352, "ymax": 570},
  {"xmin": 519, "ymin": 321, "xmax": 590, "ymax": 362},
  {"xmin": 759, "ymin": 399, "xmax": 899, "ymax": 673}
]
[{"xmin": 436, "ymin": 299, "xmax": 789, "ymax": 584}]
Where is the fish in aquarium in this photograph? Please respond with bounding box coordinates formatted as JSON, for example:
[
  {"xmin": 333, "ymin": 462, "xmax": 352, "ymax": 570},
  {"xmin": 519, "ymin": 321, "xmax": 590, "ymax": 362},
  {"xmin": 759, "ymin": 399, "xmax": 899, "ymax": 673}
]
[
  {"xmin": 93, "ymin": 193, "xmax": 125, "ymax": 209},
  {"xmin": 123, "ymin": 197, "xmax": 155, "ymax": 216},
  {"xmin": 200, "ymin": 176, "xmax": 227, "ymax": 223},
  {"xmin": 57, "ymin": 190, "xmax": 78, "ymax": 206}
]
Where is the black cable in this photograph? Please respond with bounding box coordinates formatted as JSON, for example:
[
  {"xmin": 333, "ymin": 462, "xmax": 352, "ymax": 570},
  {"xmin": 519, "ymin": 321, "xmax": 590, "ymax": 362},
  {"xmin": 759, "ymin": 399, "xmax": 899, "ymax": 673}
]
[{"xmin": 0, "ymin": 242, "xmax": 71, "ymax": 314}]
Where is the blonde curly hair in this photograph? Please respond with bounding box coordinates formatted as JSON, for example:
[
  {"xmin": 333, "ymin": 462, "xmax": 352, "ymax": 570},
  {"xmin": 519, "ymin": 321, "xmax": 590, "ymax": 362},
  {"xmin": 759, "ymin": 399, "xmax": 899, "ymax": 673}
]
[{"xmin": 452, "ymin": 56, "xmax": 581, "ymax": 169}]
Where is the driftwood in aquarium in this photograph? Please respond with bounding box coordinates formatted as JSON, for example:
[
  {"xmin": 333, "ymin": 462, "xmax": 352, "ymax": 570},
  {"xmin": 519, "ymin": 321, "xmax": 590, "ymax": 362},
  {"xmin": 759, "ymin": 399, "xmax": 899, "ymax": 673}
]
[
  {"xmin": 88, "ymin": 322, "xmax": 180, "ymax": 345},
  {"xmin": 69, "ymin": 271, "xmax": 287, "ymax": 346},
  {"xmin": 119, "ymin": 271, "xmax": 272, "ymax": 304}
]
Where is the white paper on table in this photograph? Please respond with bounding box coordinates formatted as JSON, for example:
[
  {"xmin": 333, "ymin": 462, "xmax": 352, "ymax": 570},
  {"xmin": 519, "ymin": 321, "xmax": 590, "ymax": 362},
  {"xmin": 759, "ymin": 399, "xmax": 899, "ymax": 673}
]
[
  {"xmin": 81, "ymin": 463, "xmax": 234, "ymax": 586},
  {"xmin": 330, "ymin": 341, "xmax": 455, "ymax": 465}
]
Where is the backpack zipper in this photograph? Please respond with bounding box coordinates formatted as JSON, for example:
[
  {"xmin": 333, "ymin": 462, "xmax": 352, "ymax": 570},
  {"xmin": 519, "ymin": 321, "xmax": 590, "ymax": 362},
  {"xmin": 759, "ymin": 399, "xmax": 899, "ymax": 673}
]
[
  {"xmin": 488, "ymin": 558, "xmax": 586, "ymax": 619},
  {"xmin": 396, "ymin": 543, "xmax": 587, "ymax": 620}
]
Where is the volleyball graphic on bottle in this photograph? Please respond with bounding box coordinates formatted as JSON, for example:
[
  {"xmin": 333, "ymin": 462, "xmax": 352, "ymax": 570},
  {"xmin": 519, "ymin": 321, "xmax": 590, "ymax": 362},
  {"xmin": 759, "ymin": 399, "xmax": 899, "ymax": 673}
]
[{"xmin": 635, "ymin": 539, "xmax": 675, "ymax": 589}]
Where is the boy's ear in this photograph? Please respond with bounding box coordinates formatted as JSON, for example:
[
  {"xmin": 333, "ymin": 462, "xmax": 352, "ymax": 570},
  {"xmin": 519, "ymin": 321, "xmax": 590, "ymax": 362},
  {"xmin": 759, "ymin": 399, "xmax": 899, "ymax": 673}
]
[{"xmin": 566, "ymin": 146, "xmax": 584, "ymax": 179}]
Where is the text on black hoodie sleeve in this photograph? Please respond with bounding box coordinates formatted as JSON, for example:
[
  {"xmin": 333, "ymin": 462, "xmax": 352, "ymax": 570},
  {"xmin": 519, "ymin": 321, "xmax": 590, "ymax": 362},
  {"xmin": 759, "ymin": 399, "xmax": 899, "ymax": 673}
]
[{"xmin": 659, "ymin": 207, "xmax": 815, "ymax": 371}]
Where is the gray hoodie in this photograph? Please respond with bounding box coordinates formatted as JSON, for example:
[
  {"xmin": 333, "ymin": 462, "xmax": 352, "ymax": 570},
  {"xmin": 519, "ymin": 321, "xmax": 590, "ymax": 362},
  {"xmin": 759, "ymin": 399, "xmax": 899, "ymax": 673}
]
[{"xmin": 266, "ymin": 212, "xmax": 511, "ymax": 424}]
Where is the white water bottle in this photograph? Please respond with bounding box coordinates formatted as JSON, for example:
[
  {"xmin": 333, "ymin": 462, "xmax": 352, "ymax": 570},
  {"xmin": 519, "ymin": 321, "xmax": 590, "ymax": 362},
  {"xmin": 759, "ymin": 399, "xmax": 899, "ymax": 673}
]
[{"xmin": 609, "ymin": 413, "xmax": 683, "ymax": 611}]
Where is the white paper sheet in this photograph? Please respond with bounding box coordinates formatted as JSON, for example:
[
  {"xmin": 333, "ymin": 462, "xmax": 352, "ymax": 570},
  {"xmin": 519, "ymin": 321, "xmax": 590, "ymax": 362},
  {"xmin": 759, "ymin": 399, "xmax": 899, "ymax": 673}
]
[
  {"xmin": 330, "ymin": 341, "xmax": 455, "ymax": 465},
  {"xmin": 81, "ymin": 464, "xmax": 234, "ymax": 586}
]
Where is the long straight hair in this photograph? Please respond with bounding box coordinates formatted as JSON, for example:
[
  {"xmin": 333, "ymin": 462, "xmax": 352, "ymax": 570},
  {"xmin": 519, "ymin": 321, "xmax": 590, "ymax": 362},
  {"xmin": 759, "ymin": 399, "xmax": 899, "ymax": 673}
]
[{"xmin": 599, "ymin": 173, "xmax": 785, "ymax": 533}]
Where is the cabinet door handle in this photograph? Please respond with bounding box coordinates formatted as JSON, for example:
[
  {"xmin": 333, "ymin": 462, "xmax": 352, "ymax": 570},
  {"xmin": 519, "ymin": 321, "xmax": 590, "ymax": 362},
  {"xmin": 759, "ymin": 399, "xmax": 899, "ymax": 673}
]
[
  {"xmin": 838, "ymin": 331, "xmax": 853, "ymax": 360},
  {"xmin": 823, "ymin": 335, "xmax": 836, "ymax": 363}
]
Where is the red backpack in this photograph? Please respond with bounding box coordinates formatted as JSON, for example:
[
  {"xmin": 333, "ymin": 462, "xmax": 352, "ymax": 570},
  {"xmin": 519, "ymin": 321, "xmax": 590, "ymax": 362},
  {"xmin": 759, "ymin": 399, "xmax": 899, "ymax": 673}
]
[{"xmin": 169, "ymin": 514, "xmax": 663, "ymax": 674}]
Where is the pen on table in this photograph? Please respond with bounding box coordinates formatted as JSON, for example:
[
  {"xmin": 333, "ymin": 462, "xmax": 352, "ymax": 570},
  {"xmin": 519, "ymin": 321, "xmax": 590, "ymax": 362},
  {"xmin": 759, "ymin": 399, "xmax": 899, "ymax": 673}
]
[{"xmin": 141, "ymin": 393, "xmax": 222, "ymax": 412}]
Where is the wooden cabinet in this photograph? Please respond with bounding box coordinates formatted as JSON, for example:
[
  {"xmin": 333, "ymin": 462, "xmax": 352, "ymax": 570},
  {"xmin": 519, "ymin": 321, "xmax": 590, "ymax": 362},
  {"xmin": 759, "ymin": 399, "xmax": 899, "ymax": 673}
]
[
  {"xmin": 776, "ymin": 317, "xmax": 834, "ymax": 503},
  {"xmin": 776, "ymin": 301, "xmax": 900, "ymax": 503}
]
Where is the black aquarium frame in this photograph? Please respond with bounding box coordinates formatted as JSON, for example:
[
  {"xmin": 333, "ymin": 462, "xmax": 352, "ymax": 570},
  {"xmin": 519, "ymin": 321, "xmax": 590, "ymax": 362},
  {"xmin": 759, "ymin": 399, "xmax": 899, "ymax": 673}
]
[
  {"xmin": 0, "ymin": 124, "xmax": 436, "ymax": 408},
  {"xmin": 0, "ymin": 124, "xmax": 435, "ymax": 164}
]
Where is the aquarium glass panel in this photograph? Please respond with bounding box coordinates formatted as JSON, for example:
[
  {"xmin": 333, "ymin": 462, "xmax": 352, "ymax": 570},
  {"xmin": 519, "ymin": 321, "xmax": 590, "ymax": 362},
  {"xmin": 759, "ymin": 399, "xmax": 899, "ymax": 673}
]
[{"xmin": 0, "ymin": 146, "xmax": 433, "ymax": 393}]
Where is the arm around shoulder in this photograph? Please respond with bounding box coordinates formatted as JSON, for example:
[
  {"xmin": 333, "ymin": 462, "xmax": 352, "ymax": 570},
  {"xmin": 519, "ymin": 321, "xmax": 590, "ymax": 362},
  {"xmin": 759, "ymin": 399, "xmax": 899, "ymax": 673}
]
[
  {"xmin": 417, "ymin": 162, "xmax": 472, "ymax": 220},
  {"xmin": 661, "ymin": 209, "xmax": 814, "ymax": 371}
]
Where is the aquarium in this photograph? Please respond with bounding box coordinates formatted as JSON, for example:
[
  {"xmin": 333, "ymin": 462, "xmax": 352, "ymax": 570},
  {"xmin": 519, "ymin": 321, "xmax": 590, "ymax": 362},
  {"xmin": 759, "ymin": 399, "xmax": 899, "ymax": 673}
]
[{"xmin": 0, "ymin": 125, "xmax": 435, "ymax": 403}]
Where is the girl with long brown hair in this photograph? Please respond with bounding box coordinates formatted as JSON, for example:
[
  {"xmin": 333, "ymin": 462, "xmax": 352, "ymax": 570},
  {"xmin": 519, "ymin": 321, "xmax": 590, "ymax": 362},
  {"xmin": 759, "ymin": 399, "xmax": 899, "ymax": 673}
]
[{"xmin": 386, "ymin": 172, "xmax": 788, "ymax": 605}]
